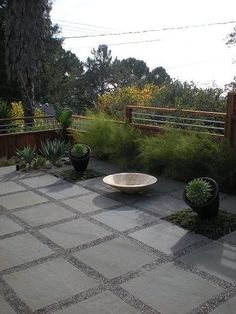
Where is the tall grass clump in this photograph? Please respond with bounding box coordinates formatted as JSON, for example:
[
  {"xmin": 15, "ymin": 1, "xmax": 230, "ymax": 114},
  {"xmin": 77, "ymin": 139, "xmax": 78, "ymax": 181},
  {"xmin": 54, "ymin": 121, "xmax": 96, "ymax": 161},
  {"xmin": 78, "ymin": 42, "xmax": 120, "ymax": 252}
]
[
  {"xmin": 138, "ymin": 128, "xmax": 236, "ymax": 192},
  {"xmin": 79, "ymin": 113, "xmax": 140, "ymax": 169}
]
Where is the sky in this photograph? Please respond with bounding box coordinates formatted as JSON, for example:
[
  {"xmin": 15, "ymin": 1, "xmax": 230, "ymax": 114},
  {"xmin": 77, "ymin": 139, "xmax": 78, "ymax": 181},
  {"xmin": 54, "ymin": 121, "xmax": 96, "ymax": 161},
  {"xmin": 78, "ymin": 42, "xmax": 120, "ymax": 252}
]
[{"xmin": 50, "ymin": 0, "xmax": 236, "ymax": 88}]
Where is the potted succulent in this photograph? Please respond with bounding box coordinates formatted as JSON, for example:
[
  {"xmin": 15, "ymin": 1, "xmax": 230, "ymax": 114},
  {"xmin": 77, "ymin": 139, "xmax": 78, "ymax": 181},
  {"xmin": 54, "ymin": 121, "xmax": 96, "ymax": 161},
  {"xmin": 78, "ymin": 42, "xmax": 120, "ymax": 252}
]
[
  {"xmin": 183, "ymin": 177, "xmax": 219, "ymax": 219},
  {"xmin": 69, "ymin": 143, "xmax": 91, "ymax": 172}
]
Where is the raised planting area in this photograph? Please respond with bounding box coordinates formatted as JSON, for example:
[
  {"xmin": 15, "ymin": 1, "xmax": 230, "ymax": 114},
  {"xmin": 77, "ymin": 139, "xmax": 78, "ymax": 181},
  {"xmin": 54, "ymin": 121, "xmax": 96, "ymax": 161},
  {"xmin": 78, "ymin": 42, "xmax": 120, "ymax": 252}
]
[{"xmin": 164, "ymin": 208, "xmax": 236, "ymax": 240}]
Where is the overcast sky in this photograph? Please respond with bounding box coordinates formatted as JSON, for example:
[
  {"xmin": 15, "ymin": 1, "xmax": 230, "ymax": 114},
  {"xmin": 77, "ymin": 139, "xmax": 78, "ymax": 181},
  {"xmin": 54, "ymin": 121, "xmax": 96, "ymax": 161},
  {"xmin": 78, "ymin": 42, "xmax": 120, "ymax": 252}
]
[{"xmin": 51, "ymin": 0, "xmax": 236, "ymax": 88}]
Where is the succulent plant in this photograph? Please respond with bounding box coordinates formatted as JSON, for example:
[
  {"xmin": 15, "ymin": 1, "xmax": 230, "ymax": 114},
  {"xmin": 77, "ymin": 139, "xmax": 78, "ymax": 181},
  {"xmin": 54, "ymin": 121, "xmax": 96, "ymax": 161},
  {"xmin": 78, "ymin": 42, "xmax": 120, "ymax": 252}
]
[
  {"xmin": 70, "ymin": 144, "xmax": 88, "ymax": 158},
  {"xmin": 16, "ymin": 145, "xmax": 36, "ymax": 168},
  {"xmin": 40, "ymin": 139, "xmax": 69, "ymax": 166},
  {"xmin": 185, "ymin": 178, "xmax": 213, "ymax": 206}
]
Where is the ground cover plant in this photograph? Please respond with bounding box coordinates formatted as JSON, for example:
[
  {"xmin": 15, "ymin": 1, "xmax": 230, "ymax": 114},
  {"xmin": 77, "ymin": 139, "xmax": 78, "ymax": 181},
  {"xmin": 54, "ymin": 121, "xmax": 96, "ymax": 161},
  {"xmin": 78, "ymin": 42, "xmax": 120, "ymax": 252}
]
[
  {"xmin": 164, "ymin": 208, "xmax": 236, "ymax": 240},
  {"xmin": 51, "ymin": 169, "xmax": 103, "ymax": 183}
]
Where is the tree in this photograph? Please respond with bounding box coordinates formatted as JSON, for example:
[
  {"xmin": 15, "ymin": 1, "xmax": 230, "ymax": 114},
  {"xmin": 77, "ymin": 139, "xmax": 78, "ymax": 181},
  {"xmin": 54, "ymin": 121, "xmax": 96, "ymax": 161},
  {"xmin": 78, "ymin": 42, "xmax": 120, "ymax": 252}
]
[
  {"xmin": 5, "ymin": 0, "xmax": 51, "ymax": 117},
  {"xmin": 147, "ymin": 66, "xmax": 171, "ymax": 85},
  {"xmin": 227, "ymin": 26, "xmax": 236, "ymax": 46},
  {"xmin": 84, "ymin": 45, "xmax": 113, "ymax": 98},
  {"xmin": 0, "ymin": 0, "xmax": 20, "ymax": 101},
  {"xmin": 112, "ymin": 57, "xmax": 149, "ymax": 87}
]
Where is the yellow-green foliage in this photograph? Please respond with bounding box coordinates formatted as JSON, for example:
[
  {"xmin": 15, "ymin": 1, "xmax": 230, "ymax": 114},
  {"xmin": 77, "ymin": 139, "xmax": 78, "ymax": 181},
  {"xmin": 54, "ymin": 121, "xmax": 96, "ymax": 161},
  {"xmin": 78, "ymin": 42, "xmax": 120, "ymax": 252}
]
[
  {"xmin": 10, "ymin": 101, "xmax": 24, "ymax": 131},
  {"xmin": 97, "ymin": 84, "xmax": 159, "ymax": 118},
  {"xmin": 34, "ymin": 107, "xmax": 44, "ymax": 127}
]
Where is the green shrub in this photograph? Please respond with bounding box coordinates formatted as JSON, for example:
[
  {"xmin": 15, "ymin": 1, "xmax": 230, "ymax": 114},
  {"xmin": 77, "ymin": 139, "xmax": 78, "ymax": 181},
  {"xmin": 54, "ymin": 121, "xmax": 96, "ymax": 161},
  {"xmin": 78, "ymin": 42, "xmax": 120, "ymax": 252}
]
[
  {"xmin": 40, "ymin": 139, "xmax": 69, "ymax": 166},
  {"xmin": 185, "ymin": 178, "xmax": 213, "ymax": 206},
  {"xmin": 32, "ymin": 154, "xmax": 47, "ymax": 169},
  {"xmin": 0, "ymin": 101, "xmax": 11, "ymax": 133}
]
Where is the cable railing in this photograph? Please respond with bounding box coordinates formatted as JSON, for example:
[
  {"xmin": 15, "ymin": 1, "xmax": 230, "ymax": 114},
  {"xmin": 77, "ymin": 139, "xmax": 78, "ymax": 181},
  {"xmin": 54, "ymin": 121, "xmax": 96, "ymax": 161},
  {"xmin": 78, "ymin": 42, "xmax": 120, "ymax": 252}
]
[
  {"xmin": 126, "ymin": 105, "xmax": 227, "ymax": 136},
  {"xmin": 0, "ymin": 115, "xmax": 60, "ymax": 134}
]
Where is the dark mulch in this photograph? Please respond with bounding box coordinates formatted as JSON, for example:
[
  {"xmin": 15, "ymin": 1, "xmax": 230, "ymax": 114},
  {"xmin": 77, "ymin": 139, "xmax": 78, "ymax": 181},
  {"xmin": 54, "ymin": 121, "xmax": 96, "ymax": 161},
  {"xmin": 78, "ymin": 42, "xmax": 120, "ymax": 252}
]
[
  {"xmin": 164, "ymin": 208, "xmax": 236, "ymax": 240},
  {"xmin": 52, "ymin": 168, "xmax": 103, "ymax": 183}
]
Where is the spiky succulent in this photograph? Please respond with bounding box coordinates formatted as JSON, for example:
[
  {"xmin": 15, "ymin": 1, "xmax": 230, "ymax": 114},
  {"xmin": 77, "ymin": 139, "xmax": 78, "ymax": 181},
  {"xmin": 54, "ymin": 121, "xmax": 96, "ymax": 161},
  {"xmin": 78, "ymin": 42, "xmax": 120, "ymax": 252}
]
[
  {"xmin": 71, "ymin": 144, "xmax": 88, "ymax": 158},
  {"xmin": 186, "ymin": 178, "xmax": 213, "ymax": 206},
  {"xmin": 16, "ymin": 145, "xmax": 36, "ymax": 168},
  {"xmin": 40, "ymin": 139, "xmax": 69, "ymax": 165}
]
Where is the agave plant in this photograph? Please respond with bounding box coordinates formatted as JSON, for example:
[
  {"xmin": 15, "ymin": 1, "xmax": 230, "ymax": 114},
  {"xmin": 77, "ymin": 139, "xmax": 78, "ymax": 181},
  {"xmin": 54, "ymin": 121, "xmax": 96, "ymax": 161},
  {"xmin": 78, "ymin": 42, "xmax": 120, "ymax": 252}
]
[
  {"xmin": 70, "ymin": 144, "xmax": 89, "ymax": 158},
  {"xmin": 16, "ymin": 145, "xmax": 36, "ymax": 168},
  {"xmin": 185, "ymin": 178, "xmax": 213, "ymax": 206},
  {"xmin": 40, "ymin": 139, "xmax": 69, "ymax": 166}
]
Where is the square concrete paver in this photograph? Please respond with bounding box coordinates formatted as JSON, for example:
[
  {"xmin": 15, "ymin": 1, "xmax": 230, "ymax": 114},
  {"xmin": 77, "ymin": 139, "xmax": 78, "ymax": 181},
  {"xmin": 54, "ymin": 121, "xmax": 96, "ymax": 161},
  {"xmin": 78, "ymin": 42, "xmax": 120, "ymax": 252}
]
[
  {"xmin": 40, "ymin": 218, "xmax": 111, "ymax": 249},
  {"xmin": 221, "ymin": 231, "xmax": 236, "ymax": 246},
  {"xmin": 153, "ymin": 177, "xmax": 185, "ymax": 194},
  {"xmin": 93, "ymin": 206, "xmax": 158, "ymax": 231},
  {"xmin": 0, "ymin": 296, "xmax": 15, "ymax": 314},
  {"xmin": 14, "ymin": 203, "xmax": 75, "ymax": 226},
  {"xmin": 38, "ymin": 183, "xmax": 89, "ymax": 200},
  {"xmin": 135, "ymin": 195, "xmax": 186, "ymax": 217},
  {"xmin": 122, "ymin": 263, "xmax": 221, "ymax": 314},
  {"xmin": 0, "ymin": 234, "xmax": 52, "ymax": 271},
  {"xmin": 77, "ymin": 177, "xmax": 113, "ymax": 194},
  {"xmin": 0, "ymin": 191, "xmax": 48, "ymax": 210},
  {"xmin": 3, "ymin": 258, "xmax": 97, "ymax": 311},
  {"xmin": 210, "ymin": 295, "xmax": 236, "ymax": 313},
  {"xmin": 19, "ymin": 174, "xmax": 64, "ymax": 188},
  {"xmin": 73, "ymin": 238, "xmax": 156, "ymax": 279},
  {"xmin": 0, "ymin": 181, "xmax": 25, "ymax": 195},
  {"xmin": 57, "ymin": 291, "xmax": 139, "ymax": 314},
  {"xmin": 0, "ymin": 216, "xmax": 22, "ymax": 236},
  {"xmin": 129, "ymin": 221, "xmax": 206, "ymax": 255},
  {"xmin": 62, "ymin": 192, "xmax": 121, "ymax": 213},
  {"xmin": 220, "ymin": 196, "xmax": 236, "ymax": 214},
  {"xmin": 179, "ymin": 241, "xmax": 236, "ymax": 283}
]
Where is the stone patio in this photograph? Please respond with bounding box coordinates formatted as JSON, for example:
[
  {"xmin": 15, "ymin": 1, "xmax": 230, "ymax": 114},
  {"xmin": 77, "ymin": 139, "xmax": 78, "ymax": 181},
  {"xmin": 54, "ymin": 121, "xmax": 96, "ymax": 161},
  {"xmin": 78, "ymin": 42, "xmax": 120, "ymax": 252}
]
[{"xmin": 0, "ymin": 159, "xmax": 235, "ymax": 314}]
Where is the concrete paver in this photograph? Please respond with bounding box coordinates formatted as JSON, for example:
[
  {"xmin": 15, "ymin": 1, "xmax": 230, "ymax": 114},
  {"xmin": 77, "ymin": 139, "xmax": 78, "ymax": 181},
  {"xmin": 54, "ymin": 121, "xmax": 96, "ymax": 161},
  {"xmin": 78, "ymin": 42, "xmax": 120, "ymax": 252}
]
[
  {"xmin": 74, "ymin": 238, "xmax": 156, "ymax": 279},
  {"xmin": 122, "ymin": 263, "xmax": 222, "ymax": 314},
  {"xmin": 38, "ymin": 182, "xmax": 89, "ymax": 200},
  {"xmin": 62, "ymin": 192, "xmax": 121, "ymax": 213},
  {"xmin": 0, "ymin": 296, "xmax": 15, "ymax": 314},
  {"xmin": 0, "ymin": 181, "xmax": 25, "ymax": 195},
  {"xmin": 0, "ymin": 190, "xmax": 48, "ymax": 210},
  {"xmin": 135, "ymin": 194, "xmax": 186, "ymax": 217},
  {"xmin": 93, "ymin": 205, "xmax": 158, "ymax": 231},
  {"xmin": 129, "ymin": 221, "xmax": 206, "ymax": 254},
  {"xmin": 3, "ymin": 258, "xmax": 98, "ymax": 311},
  {"xmin": 179, "ymin": 241, "xmax": 236, "ymax": 283},
  {"xmin": 40, "ymin": 218, "xmax": 111, "ymax": 249},
  {"xmin": 14, "ymin": 203, "xmax": 75, "ymax": 226},
  {"xmin": 0, "ymin": 216, "xmax": 22, "ymax": 236},
  {"xmin": 210, "ymin": 295, "xmax": 236, "ymax": 314},
  {"xmin": 19, "ymin": 174, "xmax": 64, "ymax": 188},
  {"xmin": 57, "ymin": 291, "xmax": 140, "ymax": 314},
  {"xmin": 0, "ymin": 234, "xmax": 53, "ymax": 271}
]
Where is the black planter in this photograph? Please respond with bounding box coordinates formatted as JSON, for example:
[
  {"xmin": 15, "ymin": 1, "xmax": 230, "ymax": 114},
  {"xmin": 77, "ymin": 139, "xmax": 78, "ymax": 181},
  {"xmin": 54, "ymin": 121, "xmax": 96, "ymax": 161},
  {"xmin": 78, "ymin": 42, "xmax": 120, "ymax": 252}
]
[
  {"xmin": 69, "ymin": 146, "xmax": 91, "ymax": 172},
  {"xmin": 183, "ymin": 177, "xmax": 220, "ymax": 219}
]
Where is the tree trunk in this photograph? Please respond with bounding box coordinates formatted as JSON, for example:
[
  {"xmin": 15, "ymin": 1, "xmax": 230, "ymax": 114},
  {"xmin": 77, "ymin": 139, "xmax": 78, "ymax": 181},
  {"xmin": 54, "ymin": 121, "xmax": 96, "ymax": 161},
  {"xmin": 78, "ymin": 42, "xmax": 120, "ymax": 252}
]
[{"xmin": 22, "ymin": 76, "xmax": 34, "ymax": 126}]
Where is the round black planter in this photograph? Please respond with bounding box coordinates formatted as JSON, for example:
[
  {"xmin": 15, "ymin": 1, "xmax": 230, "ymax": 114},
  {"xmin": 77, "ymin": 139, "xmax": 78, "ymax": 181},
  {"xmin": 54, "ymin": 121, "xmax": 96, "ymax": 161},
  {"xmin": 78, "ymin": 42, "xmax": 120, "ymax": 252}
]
[
  {"xmin": 69, "ymin": 146, "xmax": 91, "ymax": 172},
  {"xmin": 183, "ymin": 177, "xmax": 220, "ymax": 219}
]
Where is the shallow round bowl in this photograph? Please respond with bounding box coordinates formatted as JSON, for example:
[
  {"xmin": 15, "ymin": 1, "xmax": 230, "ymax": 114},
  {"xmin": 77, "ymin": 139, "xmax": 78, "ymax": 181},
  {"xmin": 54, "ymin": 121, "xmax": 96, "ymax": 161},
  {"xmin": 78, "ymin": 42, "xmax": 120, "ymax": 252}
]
[{"xmin": 103, "ymin": 173, "xmax": 157, "ymax": 194}]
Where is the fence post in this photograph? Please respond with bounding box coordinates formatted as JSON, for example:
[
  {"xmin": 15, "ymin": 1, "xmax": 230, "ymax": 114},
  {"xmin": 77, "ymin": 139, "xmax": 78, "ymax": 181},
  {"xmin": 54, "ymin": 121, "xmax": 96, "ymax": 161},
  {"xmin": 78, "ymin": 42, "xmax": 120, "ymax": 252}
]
[
  {"xmin": 225, "ymin": 92, "xmax": 236, "ymax": 150},
  {"xmin": 126, "ymin": 106, "xmax": 133, "ymax": 123}
]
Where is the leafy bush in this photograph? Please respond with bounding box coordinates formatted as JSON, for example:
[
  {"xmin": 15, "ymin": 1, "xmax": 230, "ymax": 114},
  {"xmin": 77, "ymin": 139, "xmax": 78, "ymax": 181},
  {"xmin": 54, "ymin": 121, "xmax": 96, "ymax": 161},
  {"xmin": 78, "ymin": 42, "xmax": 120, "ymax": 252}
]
[
  {"xmin": 16, "ymin": 146, "xmax": 36, "ymax": 168},
  {"xmin": 11, "ymin": 101, "xmax": 24, "ymax": 131},
  {"xmin": 185, "ymin": 178, "xmax": 213, "ymax": 206},
  {"xmin": 40, "ymin": 139, "xmax": 69, "ymax": 166},
  {"xmin": 32, "ymin": 154, "xmax": 47, "ymax": 169}
]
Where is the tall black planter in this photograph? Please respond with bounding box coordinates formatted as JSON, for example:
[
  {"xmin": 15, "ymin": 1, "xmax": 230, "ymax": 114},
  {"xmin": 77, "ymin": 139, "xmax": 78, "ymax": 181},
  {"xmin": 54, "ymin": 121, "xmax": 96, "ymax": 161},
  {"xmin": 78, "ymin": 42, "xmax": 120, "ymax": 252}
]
[
  {"xmin": 183, "ymin": 177, "xmax": 220, "ymax": 219},
  {"xmin": 69, "ymin": 146, "xmax": 91, "ymax": 172}
]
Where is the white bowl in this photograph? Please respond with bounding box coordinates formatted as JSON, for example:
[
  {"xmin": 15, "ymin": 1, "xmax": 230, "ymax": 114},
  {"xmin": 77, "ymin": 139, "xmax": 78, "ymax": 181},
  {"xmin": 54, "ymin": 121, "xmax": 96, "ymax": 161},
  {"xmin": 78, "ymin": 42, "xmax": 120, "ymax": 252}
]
[{"xmin": 103, "ymin": 173, "xmax": 157, "ymax": 194}]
